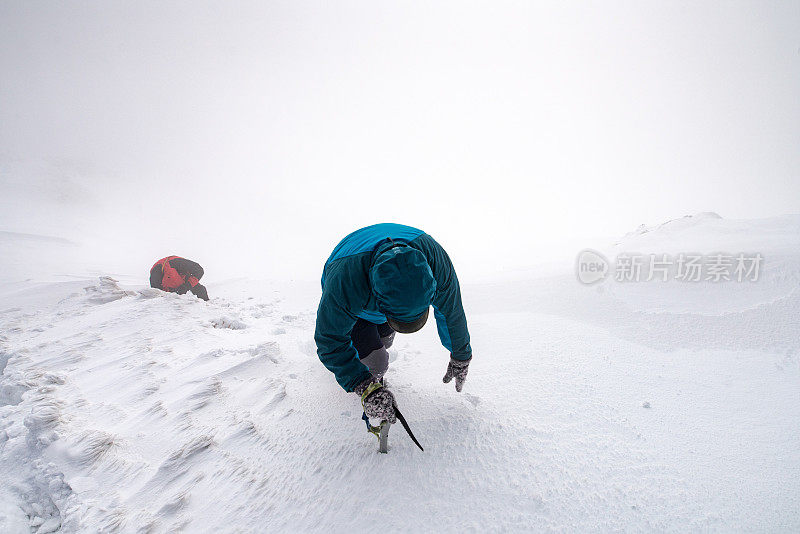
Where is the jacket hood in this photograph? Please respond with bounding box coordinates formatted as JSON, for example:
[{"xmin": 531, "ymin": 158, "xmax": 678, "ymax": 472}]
[{"xmin": 370, "ymin": 242, "xmax": 436, "ymax": 322}]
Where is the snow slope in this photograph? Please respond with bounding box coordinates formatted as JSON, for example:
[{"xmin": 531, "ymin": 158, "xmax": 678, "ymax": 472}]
[{"xmin": 1, "ymin": 215, "xmax": 799, "ymax": 532}]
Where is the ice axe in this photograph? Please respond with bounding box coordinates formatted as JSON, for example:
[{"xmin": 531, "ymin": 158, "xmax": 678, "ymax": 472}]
[{"xmin": 363, "ymin": 413, "xmax": 390, "ymax": 453}]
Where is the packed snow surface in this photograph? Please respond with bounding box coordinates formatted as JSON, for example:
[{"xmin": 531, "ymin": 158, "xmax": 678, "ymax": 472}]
[{"xmin": 1, "ymin": 215, "xmax": 799, "ymax": 532}]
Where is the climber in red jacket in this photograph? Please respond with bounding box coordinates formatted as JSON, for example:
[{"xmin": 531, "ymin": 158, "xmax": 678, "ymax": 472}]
[{"xmin": 149, "ymin": 256, "xmax": 209, "ymax": 301}]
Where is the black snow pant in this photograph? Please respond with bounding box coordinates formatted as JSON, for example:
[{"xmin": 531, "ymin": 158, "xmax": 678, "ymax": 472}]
[{"xmin": 350, "ymin": 319, "xmax": 395, "ymax": 379}]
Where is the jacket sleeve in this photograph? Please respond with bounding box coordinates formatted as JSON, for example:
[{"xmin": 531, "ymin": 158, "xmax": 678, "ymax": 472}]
[
  {"xmin": 169, "ymin": 257, "xmax": 204, "ymax": 280},
  {"xmin": 190, "ymin": 283, "xmax": 209, "ymax": 301},
  {"xmin": 417, "ymin": 234, "xmax": 472, "ymax": 361},
  {"xmin": 150, "ymin": 265, "xmax": 163, "ymax": 289},
  {"xmin": 314, "ymin": 261, "xmax": 373, "ymax": 392}
]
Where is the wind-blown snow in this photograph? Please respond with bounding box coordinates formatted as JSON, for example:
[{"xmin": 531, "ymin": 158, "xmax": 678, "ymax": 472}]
[{"xmin": 1, "ymin": 215, "xmax": 799, "ymax": 532}]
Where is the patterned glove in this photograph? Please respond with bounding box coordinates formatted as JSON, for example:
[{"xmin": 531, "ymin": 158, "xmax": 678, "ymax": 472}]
[
  {"xmin": 354, "ymin": 379, "xmax": 397, "ymax": 424},
  {"xmin": 442, "ymin": 356, "xmax": 471, "ymax": 392}
]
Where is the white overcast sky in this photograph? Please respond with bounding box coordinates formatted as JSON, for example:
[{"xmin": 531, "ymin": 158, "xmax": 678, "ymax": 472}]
[{"xmin": 1, "ymin": 1, "xmax": 798, "ymax": 280}]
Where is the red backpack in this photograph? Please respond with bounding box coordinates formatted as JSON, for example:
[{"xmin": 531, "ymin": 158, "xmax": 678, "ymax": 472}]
[{"xmin": 152, "ymin": 256, "xmax": 186, "ymax": 290}]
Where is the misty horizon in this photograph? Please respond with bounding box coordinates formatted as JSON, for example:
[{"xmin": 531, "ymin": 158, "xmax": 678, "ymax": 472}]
[{"xmin": 2, "ymin": 1, "xmax": 798, "ymax": 281}]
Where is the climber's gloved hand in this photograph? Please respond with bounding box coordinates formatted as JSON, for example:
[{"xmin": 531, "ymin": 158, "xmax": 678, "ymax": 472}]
[
  {"xmin": 191, "ymin": 283, "xmax": 210, "ymax": 301},
  {"xmin": 442, "ymin": 356, "xmax": 471, "ymax": 392},
  {"xmin": 354, "ymin": 378, "xmax": 397, "ymax": 424}
]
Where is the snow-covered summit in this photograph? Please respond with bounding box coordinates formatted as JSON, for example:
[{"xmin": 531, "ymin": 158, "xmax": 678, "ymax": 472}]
[
  {"xmin": 620, "ymin": 211, "xmax": 724, "ymax": 241},
  {"xmin": 614, "ymin": 212, "xmax": 799, "ymax": 254},
  {"xmin": 601, "ymin": 214, "xmax": 800, "ymax": 315}
]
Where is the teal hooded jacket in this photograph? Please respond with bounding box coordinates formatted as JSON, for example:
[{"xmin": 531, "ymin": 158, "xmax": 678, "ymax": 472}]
[{"xmin": 315, "ymin": 223, "xmax": 472, "ymax": 391}]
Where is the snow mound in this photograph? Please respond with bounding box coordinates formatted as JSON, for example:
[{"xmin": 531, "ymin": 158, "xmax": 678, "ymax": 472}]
[
  {"xmin": 209, "ymin": 317, "xmax": 247, "ymax": 330},
  {"xmin": 620, "ymin": 212, "xmax": 724, "ymax": 241},
  {"xmin": 613, "ymin": 213, "xmax": 799, "ymax": 256},
  {"xmin": 604, "ymin": 214, "xmax": 800, "ymax": 314},
  {"xmin": 0, "ymin": 278, "xmax": 301, "ymax": 532}
]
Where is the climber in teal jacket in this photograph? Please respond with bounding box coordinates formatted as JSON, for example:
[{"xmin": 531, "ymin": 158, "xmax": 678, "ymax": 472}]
[{"xmin": 315, "ymin": 223, "xmax": 472, "ymax": 424}]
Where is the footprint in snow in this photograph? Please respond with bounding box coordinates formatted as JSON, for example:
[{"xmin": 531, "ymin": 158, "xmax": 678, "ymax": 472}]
[
  {"xmin": 210, "ymin": 317, "xmax": 247, "ymax": 330},
  {"xmin": 463, "ymin": 393, "xmax": 481, "ymax": 407}
]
